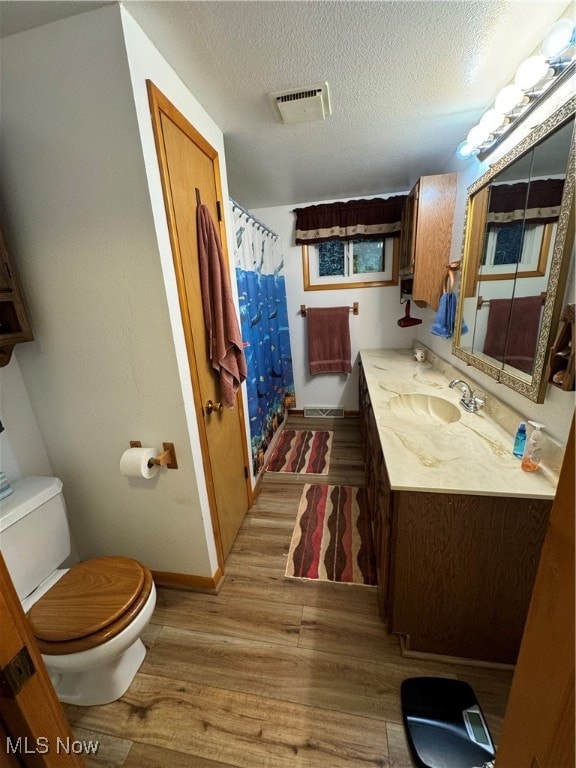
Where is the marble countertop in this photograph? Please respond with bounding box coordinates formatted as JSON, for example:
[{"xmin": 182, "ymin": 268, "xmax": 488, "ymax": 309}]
[{"xmin": 360, "ymin": 348, "xmax": 560, "ymax": 499}]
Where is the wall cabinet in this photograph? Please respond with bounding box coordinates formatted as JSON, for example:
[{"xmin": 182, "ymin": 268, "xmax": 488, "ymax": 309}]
[
  {"xmin": 359, "ymin": 362, "xmax": 551, "ymax": 664},
  {"xmin": 399, "ymin": 173, "xmax": 457, "ymax": 311},
  {"xmin": 0, "ymin": 228, "xmax": 33, "ymax": 366}
]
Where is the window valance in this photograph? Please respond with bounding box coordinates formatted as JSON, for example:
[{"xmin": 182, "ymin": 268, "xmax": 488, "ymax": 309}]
[
  {"xmin": 487, "ymin": 178, "xmax": 565, "ymax": 227},
  {"xmin": 294, "ymin": 195, "xmax": 407, "ymax": 244}
]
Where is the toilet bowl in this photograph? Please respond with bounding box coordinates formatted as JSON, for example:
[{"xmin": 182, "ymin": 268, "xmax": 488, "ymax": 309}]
[{"xmin": 0, "ymin": 476, "xmax": 156, "ymax": 706}]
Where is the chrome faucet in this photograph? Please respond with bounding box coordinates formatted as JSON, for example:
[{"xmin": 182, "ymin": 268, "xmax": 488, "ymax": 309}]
[{"xmin": 449, "ymin": 379, "xmax": 486, "ymax": 413}]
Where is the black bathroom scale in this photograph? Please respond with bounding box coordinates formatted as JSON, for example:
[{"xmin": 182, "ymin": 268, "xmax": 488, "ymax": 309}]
[{"xmin": 401, "ymin": 677, "xmax": 495, "ymax": 768}]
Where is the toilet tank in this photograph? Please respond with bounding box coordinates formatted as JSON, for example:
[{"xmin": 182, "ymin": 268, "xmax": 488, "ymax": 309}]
[{"xmin": 0, "ymin": 476, "xmax": 70, "ymax": 600}]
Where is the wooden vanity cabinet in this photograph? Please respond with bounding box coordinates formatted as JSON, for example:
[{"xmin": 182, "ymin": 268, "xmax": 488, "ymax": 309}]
[
  {"xmin": 387, "ymin": 490, "xmax": 550, "ymax": 664},
  {"xmin": 399, "ymin": 173, "xmax": 457, "ymax": 311},
  {"xmin": 359, "ymin": 363, "xmax": 392, "ymax": 617},
  {"xmin": 359, "ymin": 362, "xmax": 551, "ymax": 664},
  {"xmin": 0, "ymin": 228, "xmax": 33, "ymax": 366}
]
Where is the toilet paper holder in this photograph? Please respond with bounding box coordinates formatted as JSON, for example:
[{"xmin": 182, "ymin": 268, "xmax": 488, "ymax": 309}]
[{"xmin": 129, "ymin": 441, "xmax": 178, "ymax": 469}]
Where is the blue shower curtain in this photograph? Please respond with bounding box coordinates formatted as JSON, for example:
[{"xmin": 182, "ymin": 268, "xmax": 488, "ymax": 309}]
[{"xmin": 230, "ymin": 202, "xmax": 294, "ymax": 476}]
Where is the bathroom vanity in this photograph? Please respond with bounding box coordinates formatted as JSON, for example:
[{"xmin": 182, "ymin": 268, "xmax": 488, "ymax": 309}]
[{"xmin": 359, "ymin": 349, "xmax": 557, "ymax": 664}]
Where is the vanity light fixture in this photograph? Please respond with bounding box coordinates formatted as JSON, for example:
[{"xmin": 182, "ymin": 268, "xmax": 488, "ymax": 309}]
[
  {"xmin": 494, "ymin": 84, "xmax": 530, "ymax": 114},
  {"xmin": 479, "ymin": 108, "xmax": 509, "ymax": 133},
  {"xmin": 541, "ymin": 18, "xmax": 576, "ymax": 59},
  {"xmin": 514, "ymin": 55, "xmax": 554, "ymax": 91},
  {"xmin": 457, "ymin": 17, "xmax": 576, "ymax": 159},
  {"xmin": 456, "ymin": 140, "xmax": 475, "ymax": 160}
]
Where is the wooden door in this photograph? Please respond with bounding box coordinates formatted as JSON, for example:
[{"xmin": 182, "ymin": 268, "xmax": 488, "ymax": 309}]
[
  {"xmin": 0, "ymin": 554, "xmax": 86, "ymax": 768},
  {"xmin": 495, "ymin": 416, "xmax": 574, "ymax": 767},
  {"xmin": 147, "ymin": 82, "xmax": 251, "ymax": 563}
]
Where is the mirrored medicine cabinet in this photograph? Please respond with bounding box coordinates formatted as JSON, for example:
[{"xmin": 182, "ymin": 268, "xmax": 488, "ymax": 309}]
[{"xmin": 453, "ymin": 93, "xmax": 575, "ymax": 403}]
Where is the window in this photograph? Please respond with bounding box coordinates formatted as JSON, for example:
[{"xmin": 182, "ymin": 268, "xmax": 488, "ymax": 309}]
[
  {"xmin": 480, "ymin": 221, "xmax": 555, "ymax": 280},
  {"xmin": 302, "ymin": 237, "xmax": 399, "ymax": 290}
]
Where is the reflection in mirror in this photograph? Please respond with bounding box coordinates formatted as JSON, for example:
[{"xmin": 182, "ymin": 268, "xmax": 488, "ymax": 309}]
[{"xmin": 454, "ymin": 98, "xmax": 575, "ymax": 403}]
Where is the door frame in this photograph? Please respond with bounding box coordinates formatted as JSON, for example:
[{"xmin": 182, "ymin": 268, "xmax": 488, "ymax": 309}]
[
  {"xmin": 147, "ymin": 81, "xmax": 252, "ymax": 569},
  {"xmin": 0, "ymin": 554, "xmax": 86, "ymax": 768}
]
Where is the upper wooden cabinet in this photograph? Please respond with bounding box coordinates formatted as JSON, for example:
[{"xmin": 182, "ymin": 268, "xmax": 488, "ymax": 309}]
[
  {"xmin": 0, "ymin": 228, "xmax": 33, "ymax": 366},
  {"xmin": 399, "ymin": 173, "xmax": 457, "ymax": 311}
]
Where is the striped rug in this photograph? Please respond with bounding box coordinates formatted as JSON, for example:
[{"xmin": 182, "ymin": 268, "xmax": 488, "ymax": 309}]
[
  {"xmin": 266, "ymin": 429, "xmax": 333, "ymax": 475},
  {"xmin": 285, "ymin": 484, "xmax": 377, "ymax": 586}
]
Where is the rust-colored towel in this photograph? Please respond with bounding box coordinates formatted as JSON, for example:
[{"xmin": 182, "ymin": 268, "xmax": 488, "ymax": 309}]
[
  {"xmin": 483, "ymin": 295, "xmax": 542, "ymax": 374},
  {"xmin": 197, "ymin": 204, "xmax": 247, "ymax": 407},
  {"xmin": 307, "ymin": 307, "xmax": 352, "ymax": 375}
]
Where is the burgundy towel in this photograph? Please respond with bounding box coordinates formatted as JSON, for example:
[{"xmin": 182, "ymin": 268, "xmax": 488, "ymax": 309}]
[
  {"xmin": 307, "ymin": 307, "xmax": 352, "ymax": 375},
  {"xmin": 196, "ymin": 204, "xmax": 247, "ymax": 407},
  {"xmin": 483, "ymin": 295, "xmax": 542, "ymax": 374}
]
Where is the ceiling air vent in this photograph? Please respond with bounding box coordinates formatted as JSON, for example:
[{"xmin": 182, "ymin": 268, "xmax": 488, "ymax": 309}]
[{"xmin": 271, "ymin": 82, "xmax": 331, "ymax": 124}]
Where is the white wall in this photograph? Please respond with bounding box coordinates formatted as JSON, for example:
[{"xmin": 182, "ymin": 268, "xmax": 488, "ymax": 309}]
[
  {"xmin": 0, "ymin": 357, "xmax": 52, "ymax": 481},
  {"xmin": 121, "ymin": 7, "xmax": 256, "ymax": 493},
  {"xmin": 0, "ymin": 5, "xmax": 216, "ymax": 577},
  {"xmin": 252, "ymin": 196, "xmax": 418, "ymax": 412}
]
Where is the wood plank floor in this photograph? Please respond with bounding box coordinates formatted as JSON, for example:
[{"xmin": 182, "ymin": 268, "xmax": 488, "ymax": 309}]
[{"xmin": 66, "ymin": 416, "xmax": 513, "ymax": 767}]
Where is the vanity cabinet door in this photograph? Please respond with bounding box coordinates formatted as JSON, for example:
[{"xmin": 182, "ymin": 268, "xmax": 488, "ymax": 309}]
[
  {"xmin": 387, "ymin": 490, "xmax": 550, "ymax": 663},
  {"xmin": 358, "ymin": 362, "xmax": 370, "ymax": 453},
  {"xmin": 376, "ymin": 457, "xmax": 392, "ymax": 619},
  {"xmin": 399, "ymin": 184, "xmax": 418, "ymax": 276},
  {"xmin": 400, "ymin": 173, "xmax": 457, "ymax": 311},
  {"xmin": 365, "ymin": 390, "xmax": 382, "ymax": 564},
  {"xmin": 0, "ymin": 228, "xmax": 33, "ymax": 366},
  {"xmin": 358, "ymin": 363, "xmax": 392, "ymax": 617}
]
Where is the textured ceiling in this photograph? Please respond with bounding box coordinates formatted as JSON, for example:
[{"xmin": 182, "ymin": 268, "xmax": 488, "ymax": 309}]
[{"xmin": 0, "ymin": 0, "xmax": 571, "ymax": 209}]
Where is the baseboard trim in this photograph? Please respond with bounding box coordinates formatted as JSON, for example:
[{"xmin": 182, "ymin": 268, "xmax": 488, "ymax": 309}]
[
  {"xmin": 288, "ymin": 409, "xmax": 359, "ymax": 418},
  {"xmin": 151, "ymin": 567, "xmax": 224, "ymax": 594},
  {"xmin": 399, "ymin": 635, "xmax": 515, "ymax": 671}
]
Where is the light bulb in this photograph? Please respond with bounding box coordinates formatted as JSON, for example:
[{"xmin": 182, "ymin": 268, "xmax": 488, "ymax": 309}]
[
  {"xmin": 515, "ymin": 55, "xmax": 552, "ymax": 90},
  {"xmin": 479, "ymin": 109, "xmax": 508, "ymax": 133},
  {"xmin": 456, "ymin": 140, "xmax": 476, "ymax": 159},
  {"xmin": 494, "ymin": 84, "xmax": 527, "ymax": 113},
  {"xmin": 467, "ymin": 124, "xmax": 491, "ymax": 148},
  {"xmin": 541, "ymin": 19, "xmax": 575, "ymax": 59}
]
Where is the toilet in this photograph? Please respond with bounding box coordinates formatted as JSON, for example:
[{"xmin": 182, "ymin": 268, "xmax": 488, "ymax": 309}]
[{"xmin": 0, "ymin": 476, "xmax": 156, "ymax": 706}]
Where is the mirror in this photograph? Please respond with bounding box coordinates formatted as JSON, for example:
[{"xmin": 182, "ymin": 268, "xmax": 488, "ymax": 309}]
[{"xmin": 453, "ymin": 96, "xmax": 575, "ymax": 403}]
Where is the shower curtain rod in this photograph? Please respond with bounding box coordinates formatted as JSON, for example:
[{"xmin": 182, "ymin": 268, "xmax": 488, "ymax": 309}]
[{"xmin": 230, "ymin": 198, "xmax": 279, "ymax": 240}]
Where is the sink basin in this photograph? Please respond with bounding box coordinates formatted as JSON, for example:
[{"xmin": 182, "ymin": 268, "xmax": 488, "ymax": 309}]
[{"xmin": 384, "ymin": 393, "xmax": 461, "ymax": 426}]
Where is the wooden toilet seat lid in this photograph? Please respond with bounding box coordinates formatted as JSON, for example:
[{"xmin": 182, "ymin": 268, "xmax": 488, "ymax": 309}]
[{"xmin": 27, "ymin": 555, "xmax": 146, "ymax": 642}]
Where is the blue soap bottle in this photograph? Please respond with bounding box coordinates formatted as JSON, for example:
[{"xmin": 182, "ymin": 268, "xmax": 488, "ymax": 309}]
[{"xmin": 513, "ymin": 421, "xmax": 527, "ymax": 458}]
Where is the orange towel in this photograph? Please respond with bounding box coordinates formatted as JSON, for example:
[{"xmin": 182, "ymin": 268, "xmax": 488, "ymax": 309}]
[
  {"xmin": 197, "ymin": 204, "xmax": 247, "ymax": 407},
  {"xmin": 307, "ymin": 307, "xmax": 352, "ymax": 375}
]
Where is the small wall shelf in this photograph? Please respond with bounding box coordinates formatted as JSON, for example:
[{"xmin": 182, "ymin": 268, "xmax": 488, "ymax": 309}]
[
  {"xmin": 0, "ymin": 228, "xmax": 33, "ymax": 366},
  {"xmin": 547, "ymin": 303, "xmax": 574, "ymax": 391}
]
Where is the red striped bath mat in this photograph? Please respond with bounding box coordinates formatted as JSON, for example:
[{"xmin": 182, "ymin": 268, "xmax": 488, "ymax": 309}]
[
  {"xmin": 285, "ymin": 484, "xmax": 377, "ymax": 585},
  {"xmin": 266, "ymin": 429, "xmax": 332, "ymax": 474}
]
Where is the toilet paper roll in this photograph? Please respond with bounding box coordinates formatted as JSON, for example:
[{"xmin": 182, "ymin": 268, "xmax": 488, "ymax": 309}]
[{"xmin": 120, "ymin": 447, "xmax": 159, "ymax": 479}]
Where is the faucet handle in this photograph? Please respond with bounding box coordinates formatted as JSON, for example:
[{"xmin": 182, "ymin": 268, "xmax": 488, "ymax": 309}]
[{"xmin": 472, "ymin": 390, "xmax": 487, "ymax": 409}]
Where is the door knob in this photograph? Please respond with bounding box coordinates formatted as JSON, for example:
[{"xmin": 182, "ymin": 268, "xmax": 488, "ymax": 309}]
[{"xmin": 204, "ymin": 399, "xmax": 223, "ymax": 414}]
